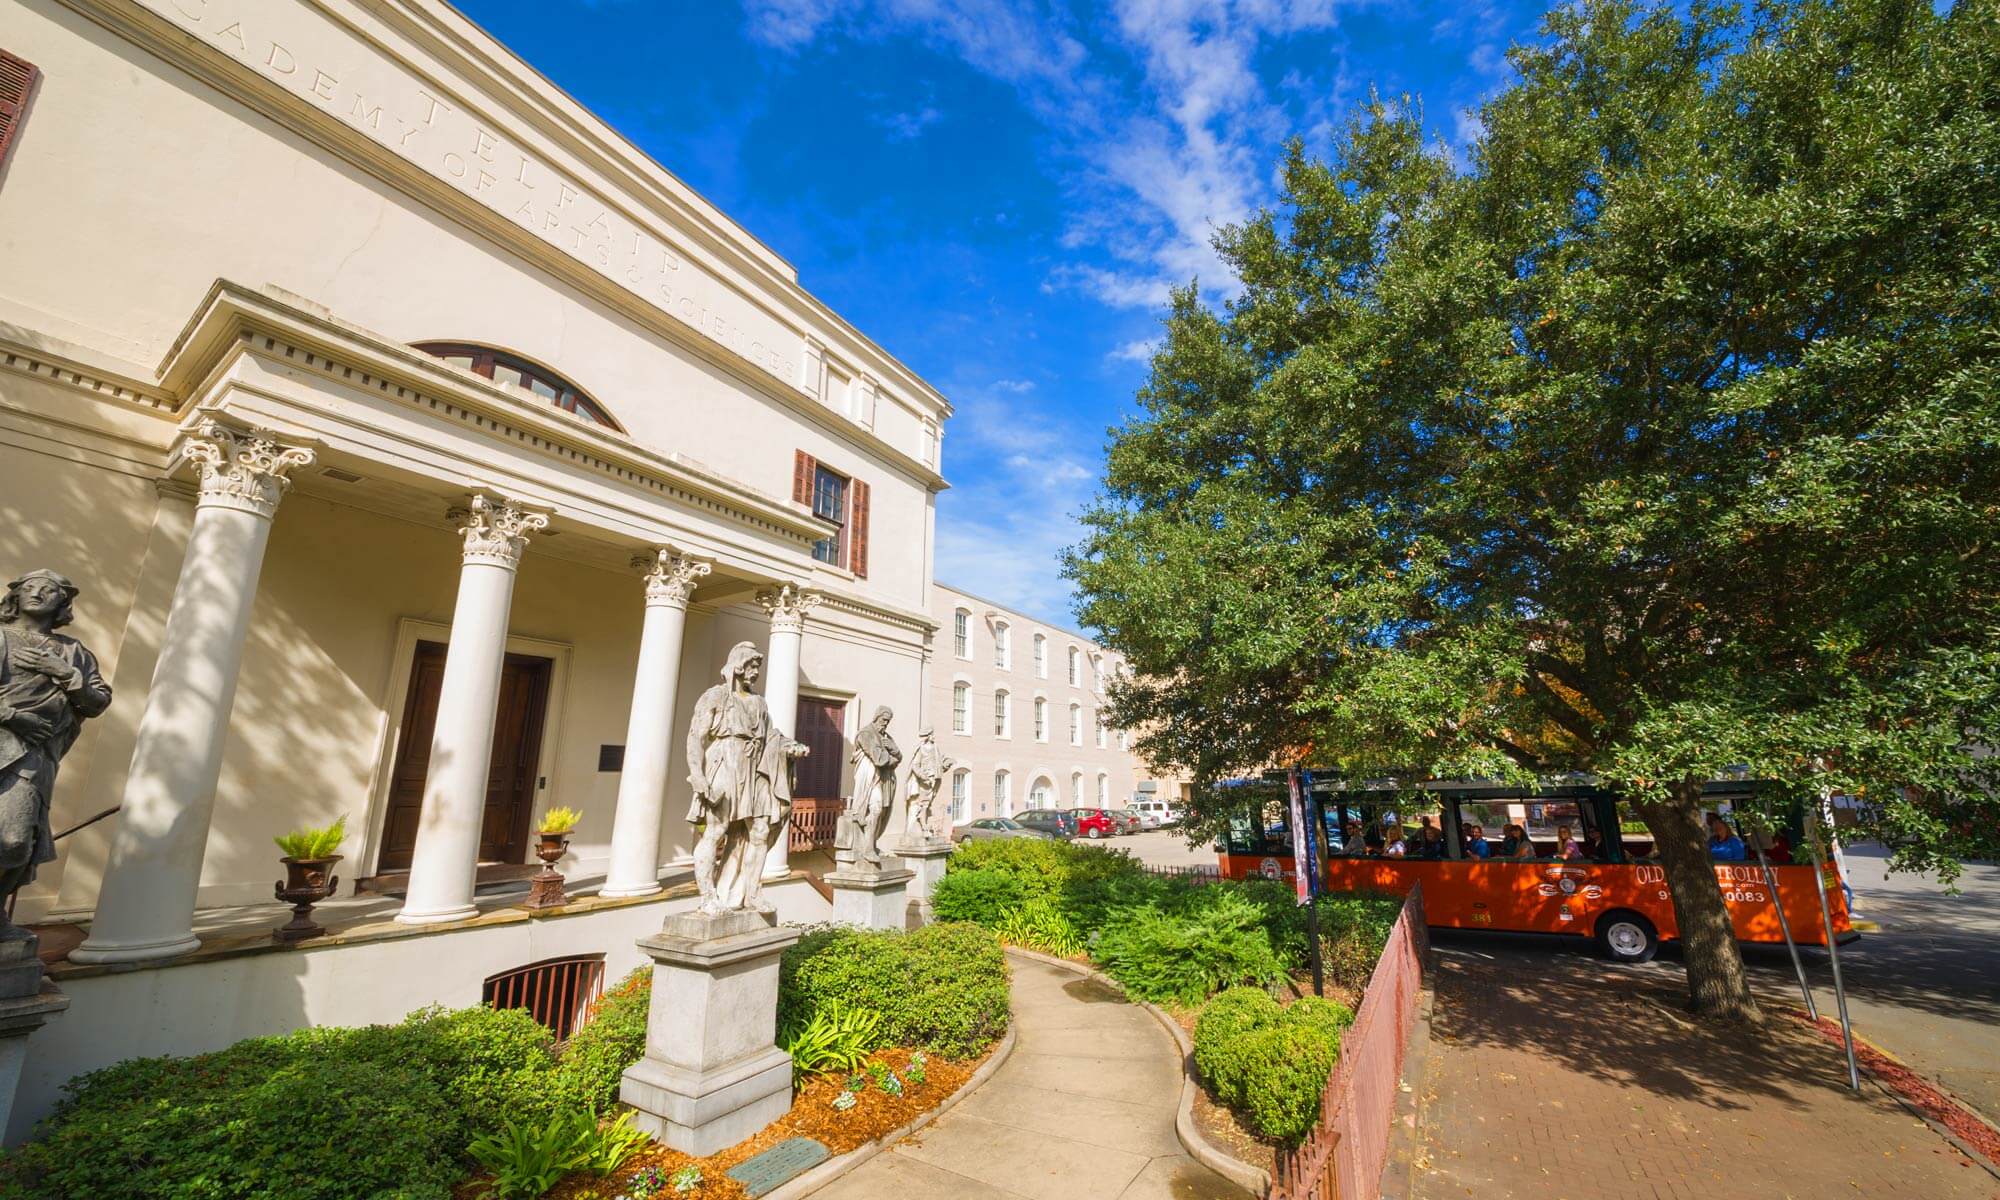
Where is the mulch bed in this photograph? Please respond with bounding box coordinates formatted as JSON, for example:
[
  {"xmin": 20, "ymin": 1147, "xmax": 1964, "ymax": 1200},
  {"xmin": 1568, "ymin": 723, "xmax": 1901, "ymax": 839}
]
[
  {"xmin": 1796, "ymin": 1012, "xmax": 2000, "ymax": 1170},
  {"xmin": 457, "ymin": 1046, "xmax": 991, "ymax": 1200}
]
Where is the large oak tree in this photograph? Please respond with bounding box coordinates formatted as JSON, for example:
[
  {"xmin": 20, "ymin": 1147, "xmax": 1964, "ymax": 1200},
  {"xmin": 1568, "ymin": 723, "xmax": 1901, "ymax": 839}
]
[{"xmin": 1068, "ymin": 0, "xmax": 2000, "ymax": 1019}]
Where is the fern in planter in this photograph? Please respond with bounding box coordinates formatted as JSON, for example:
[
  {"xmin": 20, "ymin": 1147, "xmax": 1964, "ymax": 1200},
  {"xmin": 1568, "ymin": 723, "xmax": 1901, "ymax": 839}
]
[
  {"xmin": 537, "ymin": 806, "xmax": 582, "ymax": 835},
  {"xmin": 274, "ymin": 816, "xmax": 347, "ymax": 860}
]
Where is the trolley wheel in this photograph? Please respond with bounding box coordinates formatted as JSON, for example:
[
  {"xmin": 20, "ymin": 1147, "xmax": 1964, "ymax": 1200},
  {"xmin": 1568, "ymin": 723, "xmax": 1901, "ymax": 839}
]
[
  {"xmin": 1595, "ymin": 910, "xmax": 1659, "ymax": 964},
  {"xmin": 1087, "ymin": 827, "xmax": 1105, "ymax": 840}
]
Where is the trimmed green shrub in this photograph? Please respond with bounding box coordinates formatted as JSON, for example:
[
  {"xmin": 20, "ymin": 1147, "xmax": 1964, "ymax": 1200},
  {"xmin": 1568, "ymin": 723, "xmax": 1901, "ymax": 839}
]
[
  {"xmin": 1093, "ymin": 889, "xmax": 1285, "ymax": 1005},
  {"xmin": 931, "ymin": 867, "xmax": 1026, "ymax": 925},
  {"xmin": 1191, "ymin": 989, "xmax": 1355, "ymax": 1143},
  {"xmin": 947, "ymin": 837, "xmax": 1140, "ymax": 905},
  {"xmin": 1192, "ymin": 987, "xmax": 1281, "ymax": 1100},
  {"xmin": 549, "ymin": 967, "xmax": 651, "ymax": 1113},
  {"xmin": 1234, "ymin": 1024, "xmax": 1341, "ymax": 1142},
  {"xmin": 0, "ymin": 1055, "xmax": 461, "ymax": 1199},
  {"xmin": 780, "ymin": 921, "xmax": 1010, "ymax": 1058}
]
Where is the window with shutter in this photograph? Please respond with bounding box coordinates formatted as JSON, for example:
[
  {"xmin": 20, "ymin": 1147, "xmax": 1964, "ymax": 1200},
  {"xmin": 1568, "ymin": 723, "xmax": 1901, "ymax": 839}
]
[
  {"xmin": 0, "ymin": 51, "xmax": 41, "ymax": 173},
  {"xmin": 793, "ymin": 450, "xmax": 817, "ymax": 505},
  {"xmin": 849, "ymin": 478, "xmax": 870, "ymax": 578}
]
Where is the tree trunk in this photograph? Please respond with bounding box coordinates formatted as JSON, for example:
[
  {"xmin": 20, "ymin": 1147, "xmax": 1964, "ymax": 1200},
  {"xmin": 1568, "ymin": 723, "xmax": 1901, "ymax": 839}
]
[{"xmin": 1639, "ymin": 788, "xmax": 1761, "ymax": 1022}]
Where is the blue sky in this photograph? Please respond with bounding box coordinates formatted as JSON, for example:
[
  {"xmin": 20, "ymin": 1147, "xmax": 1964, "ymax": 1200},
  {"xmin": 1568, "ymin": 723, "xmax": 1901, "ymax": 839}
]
[{"xmin": 457, "ymin": 0, "xmax": 1551, "ymax": 628}]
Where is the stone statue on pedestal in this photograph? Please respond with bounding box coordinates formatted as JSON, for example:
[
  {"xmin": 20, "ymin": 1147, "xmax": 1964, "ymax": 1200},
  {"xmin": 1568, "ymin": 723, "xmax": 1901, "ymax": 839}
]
[
  {"xmin": 0, "ymin": 571, "xmax": 111, "ymax": 938},
  {"xmin": 903, "ymin": 728, "xmax": 954, "ymax": 844},
  {"xmin": 685, "ymin": 642, "xmax": 806, "ymax": 915},
  {"xmin": 835, "ymin": 706, "xmax": 898, "ymax": 870}
]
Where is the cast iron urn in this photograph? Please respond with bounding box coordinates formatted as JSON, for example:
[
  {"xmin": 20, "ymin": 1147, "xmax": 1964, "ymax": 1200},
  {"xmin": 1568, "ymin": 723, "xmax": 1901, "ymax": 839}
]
[
  {"xmin": 523, "ymin": 830, "xmax": 571, "ymax": 910},
  {"xmin": 273, "ymin": 856, "xmax": 341, "ymax": 942}
]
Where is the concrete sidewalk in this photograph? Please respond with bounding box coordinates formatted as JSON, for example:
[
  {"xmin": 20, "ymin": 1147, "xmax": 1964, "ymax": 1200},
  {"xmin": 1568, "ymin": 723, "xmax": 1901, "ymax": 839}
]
[
  {"xmin": 1414, "ymin": 948, "xmax": 1998, "ymax": 1200},
  {"xmin": 812, "ymin": 954, "xmax": 1249, "ymax": 1200}
]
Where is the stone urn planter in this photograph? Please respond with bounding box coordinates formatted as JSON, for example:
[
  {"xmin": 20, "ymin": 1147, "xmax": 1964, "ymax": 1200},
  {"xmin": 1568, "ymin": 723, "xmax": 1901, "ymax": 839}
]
[
  {"xmin": 273, "ymin": 856, "xmax": 341, "ymax": 942},
  {"xmin": 523, "ymin": 829, "xmax": 573, "ymax": 910}
]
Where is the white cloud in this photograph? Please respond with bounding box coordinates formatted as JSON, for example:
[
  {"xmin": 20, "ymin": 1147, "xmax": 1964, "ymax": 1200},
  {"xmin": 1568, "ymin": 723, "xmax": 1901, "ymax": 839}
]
[
  {"xmin": 744, "ymin": 0, "xmax": 1355, "ymax": 313},
  {"xmin": 992, "ymin": 378, "xmax": 1037, "ymax": 393},
  {"xmin": 875, "ymin": 105, "xmax": 942, "ymax": 140},
  {"xmin": 1108, "ymin": 337, "xmax": 1159, "ymax": 364}
]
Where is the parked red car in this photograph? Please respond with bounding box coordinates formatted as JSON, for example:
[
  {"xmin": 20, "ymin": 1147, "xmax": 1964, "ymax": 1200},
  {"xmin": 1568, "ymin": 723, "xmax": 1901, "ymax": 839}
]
[{"xmin": 1068, "ymin": 808, "xmax": 1120, "ymax": 840}]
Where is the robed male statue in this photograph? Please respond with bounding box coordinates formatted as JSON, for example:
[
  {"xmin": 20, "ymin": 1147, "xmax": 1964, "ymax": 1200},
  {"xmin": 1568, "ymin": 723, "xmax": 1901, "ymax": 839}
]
[
  {"xmin": 685, "ymin": 641, "xmax": 807, "ymax": 914},
  {"xmin": 903, "ymin": 727, "xmax": 954, "ymax": 843},
  {"xmin": 0, "ymin": 570, "xmax": 111, "ymax": 936},
  {"xmin": 836, "ymin": 706, "xmax": 898, "ymax": 870}
]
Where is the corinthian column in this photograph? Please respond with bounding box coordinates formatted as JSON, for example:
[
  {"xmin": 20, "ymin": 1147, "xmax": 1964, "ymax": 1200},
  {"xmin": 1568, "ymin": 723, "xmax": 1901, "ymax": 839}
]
[
  {"xmin": 396, "ymin": 495, "xmax": 549, "ymax": 925},
  {"xmin": 74, "ymin": 420, "xmax": 315, "ymax": 964},
  {"xmin": 601, "ymin": 548, "xmax": 710, "ymax": 898},
  {"xmin": 758, "ymin": 583, "xmax": 822, "ymax": 878}
]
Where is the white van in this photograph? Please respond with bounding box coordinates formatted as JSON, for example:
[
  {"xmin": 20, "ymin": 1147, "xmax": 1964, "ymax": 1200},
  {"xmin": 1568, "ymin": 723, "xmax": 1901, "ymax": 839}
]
[{"xmin": 1131, "ymin": 797, "xmax": 1179, "ymax": 829}]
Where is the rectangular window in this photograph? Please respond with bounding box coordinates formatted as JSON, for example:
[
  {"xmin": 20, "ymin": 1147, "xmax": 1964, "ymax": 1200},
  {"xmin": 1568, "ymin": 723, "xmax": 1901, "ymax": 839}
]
[
  {"xmin": 953, "ymin": 611, "xmax": 970, "ymax": 659},
  {"xmin": 1034, "ymin": 699, "xmax": 1047, "ymax": 742},
  {"xmin": 1068, "ymin": 648, "xmax": 1081, "ymax": 687},
  {"xmin": 1068, "ymin": 706, "xmax": 1082, "ymax": 746},
  {"xmin": 1095, "ymin": 711, "xmax": 1107, "ymax": 749},
  {"xmin": 810, "ymin": 465, "xmax": 847, "ymax": 566},
  {"xmin": 952, "ymin": 683, "xmax": 970, "ymax": 734},
  {"xmin": 1033, "ymin": 636, "xmax": 1046, "ymax": 677},
  {"xmin": 994, "ymin": 625, "xmax": 1011, "ymax": 669},
  {"xmin": 951, "ymin": 772, "xmax": 969, "ymax": 824},
  {"xmin": 994, "ymin": 693, "xmax": 1010, "ymax": 737}
]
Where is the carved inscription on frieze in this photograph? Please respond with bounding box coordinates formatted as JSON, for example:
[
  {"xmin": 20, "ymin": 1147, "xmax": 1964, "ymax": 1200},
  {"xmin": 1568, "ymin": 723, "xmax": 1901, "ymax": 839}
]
[{"xmin": 145, "ymin": 0, "xmax": 802, "ymax": 387}]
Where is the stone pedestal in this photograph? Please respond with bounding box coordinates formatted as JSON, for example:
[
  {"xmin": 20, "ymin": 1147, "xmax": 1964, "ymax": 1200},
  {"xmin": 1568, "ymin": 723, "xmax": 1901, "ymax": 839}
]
[
  {"xmin": 894, "ymin": 838, "xmax": 956, "ymax": 926},
  {"xmin": 620, "ymin": 909, "xmax": 800, "ymax": 1157},
  {"xmin": 0, "ymin": 936, "xmax": 68, "ymax": 1141},
  {"xmin": 825, "ymin": 866, "xmax": 914, "ymax": 930}
]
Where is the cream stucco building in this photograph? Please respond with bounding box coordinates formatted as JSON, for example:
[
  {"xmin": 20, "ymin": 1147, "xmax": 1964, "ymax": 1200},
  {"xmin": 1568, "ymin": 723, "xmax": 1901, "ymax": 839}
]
[
  {"xmin": 0, "ymin": 0, "xmax": 953, "ymax": 1134},
  {"xmin": 929, "ymin": 582, "xmax": 1182, "ymax": 824}
]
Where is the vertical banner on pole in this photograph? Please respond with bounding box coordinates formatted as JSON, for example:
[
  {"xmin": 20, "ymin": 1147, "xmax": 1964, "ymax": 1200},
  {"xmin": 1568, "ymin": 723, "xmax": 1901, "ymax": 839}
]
[{"xmin": 1288, "ymin": 769, "xmax": 1315, "ymax": 903}]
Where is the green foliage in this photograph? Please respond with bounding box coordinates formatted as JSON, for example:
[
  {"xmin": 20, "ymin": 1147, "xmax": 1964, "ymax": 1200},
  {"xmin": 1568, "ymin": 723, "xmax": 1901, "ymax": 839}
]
[
  {"xmin": 1093, "ymin": 890, "xmax": 1285, "ymax": 1005},
  {"xmin": 1192, "ymin": 989, "xmax": 1353, "ymax": 1143},
  {"xmin": 995, "ymin": 896, "xmax": 1086, "ymax": 957},
  {"xmin": 0, "ymin": 1054, "xmax": 461, "ymax": 1199},
  {"xmin": 549, "ymin": 968, "xmax": 651, "ymax": 1113},
  {"xmin": 1191, "ymin": 987, "xmax": 1282, "ymax": 1097},
  {"xmin": 1067, "ymin": 0, "xmax": 2000, "ymax": 1011},
  {"xmin": 273, "ymin": 814, "xmax": 346, "ymax": 859},
  {"xmin": 947, "ymin": 837, "xmax": 1140, "ymax": 907},
  {"xmin": 779, "ymin": 922, "xmax": 1011, "ymax": 1058},
  {"xmin": 931, "ymin": 867, "xmax": 1026, "ymax": 925},
  {"xmin": 781, "ymin": 1001, "xmax": 883, "ymax": 1084},
  {"xmin": 467, "ymin": 1110, "xmax": 595, "ymax": 1199},
  {"xmin": 1234, "ymin": 1025, "xmax": 1342, "ymax": 1142},
  {"xmin": 574, "ymin": 1110, "xmax": 648, "ymax": 1177}
]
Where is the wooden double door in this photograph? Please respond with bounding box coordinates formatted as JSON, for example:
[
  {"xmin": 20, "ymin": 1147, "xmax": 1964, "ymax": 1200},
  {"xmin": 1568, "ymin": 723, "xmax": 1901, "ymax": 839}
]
[{"xmin": 378, "ymin": 640, "xmax": 552, "ymax": 873}]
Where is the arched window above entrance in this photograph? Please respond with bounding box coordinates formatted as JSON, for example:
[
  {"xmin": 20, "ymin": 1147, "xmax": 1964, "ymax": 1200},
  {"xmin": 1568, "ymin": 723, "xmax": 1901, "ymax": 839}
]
[{"xmin": 415, "ymin": 342, "xmax": 622, "ymax": 430}]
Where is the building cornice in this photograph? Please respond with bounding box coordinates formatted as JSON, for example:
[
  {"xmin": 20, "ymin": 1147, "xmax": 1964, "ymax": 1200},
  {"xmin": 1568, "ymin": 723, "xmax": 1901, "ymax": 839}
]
[
  {"xmin": 49, "ymin": 0, "xmax": 950, "ymax": 491},
  {"xmin": 162, "ymin": 280, "xmax": 831, "ymax": 549}
]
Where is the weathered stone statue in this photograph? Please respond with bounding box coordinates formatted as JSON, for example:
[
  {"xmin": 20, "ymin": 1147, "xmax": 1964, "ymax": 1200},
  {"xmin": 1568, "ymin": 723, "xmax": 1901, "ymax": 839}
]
[
  {"xmin": 0, "ymin": 571, "xmax": 110, "ymax": 937},
  {"xmin": 836, "ymin": 706, "xmax": 898, "ymax": 870},
  {"xmin": 903, "ymin": 727, "xmax": 954, "ymax": 844},
  {"xmin": 684, "ymin": 642, "xmax": 806, "ymax": 914}
]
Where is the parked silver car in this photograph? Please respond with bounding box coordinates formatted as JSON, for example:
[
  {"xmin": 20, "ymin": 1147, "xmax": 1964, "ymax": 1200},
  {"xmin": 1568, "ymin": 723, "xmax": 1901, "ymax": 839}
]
[{"xmin": 951, "ymin": 817, "xmax": 1059, "ymax": 842}]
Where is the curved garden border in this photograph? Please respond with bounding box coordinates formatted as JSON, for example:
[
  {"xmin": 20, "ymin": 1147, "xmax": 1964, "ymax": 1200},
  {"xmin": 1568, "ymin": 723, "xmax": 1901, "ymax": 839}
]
[
  {"xmin": 768, "ymin": 1020, "xmax": 1019, "ymax": 1199},
  {"xmin": 1005, "ymin": 946, "xmax": 1272, "ymax": 1197}
]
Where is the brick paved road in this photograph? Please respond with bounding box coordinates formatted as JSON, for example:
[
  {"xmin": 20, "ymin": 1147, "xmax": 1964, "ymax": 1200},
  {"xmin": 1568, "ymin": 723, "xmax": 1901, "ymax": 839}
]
[{"xmin": 1414, "ymin": 947, "xmax": 1998, "ymax": 1200}]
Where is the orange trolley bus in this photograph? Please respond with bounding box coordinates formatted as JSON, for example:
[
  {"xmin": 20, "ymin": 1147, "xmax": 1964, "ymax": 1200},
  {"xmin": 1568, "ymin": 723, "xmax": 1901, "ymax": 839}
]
[{"xmin": 1215, "ymin": 779, "xmax": 1856, "ymax": 963}]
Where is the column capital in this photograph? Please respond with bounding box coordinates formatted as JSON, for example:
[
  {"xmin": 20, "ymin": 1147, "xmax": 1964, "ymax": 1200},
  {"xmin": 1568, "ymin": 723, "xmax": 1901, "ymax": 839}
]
[
  {"xmin": 180, "ymin": 419, "xmax": 315, "ymax": 518},
  {"xmin": 449, "ymin": 494, "xmax": 550, "ymax": 569},
  {"xmin": 633, "ymin": 547, "xmax": 711, "ymax": 609},
  {"xmin": 756, "ymin": 582, "xmax": 824, "ymax": 635}
]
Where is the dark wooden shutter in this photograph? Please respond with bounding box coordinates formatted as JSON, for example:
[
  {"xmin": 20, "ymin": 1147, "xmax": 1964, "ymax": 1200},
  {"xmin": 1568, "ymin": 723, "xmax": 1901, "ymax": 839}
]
[
  {"xmin": 792, "ymin": 450, "xmax": 816, "ymax": 505},
  {"xmin": 0, "ymin": 51, "xmax": 39, "ymax": 172},
  {"xmin": 848, "ymin": 478, "xmax": 870, "ymax": 578},
  {"xmin": 793, "ymin": 698, "xmax": 847, "ymax": 798}
]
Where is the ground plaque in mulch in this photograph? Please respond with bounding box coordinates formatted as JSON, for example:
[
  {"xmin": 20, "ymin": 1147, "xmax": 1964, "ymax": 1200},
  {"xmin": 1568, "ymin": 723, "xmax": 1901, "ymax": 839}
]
[{"xmin": 724, "ymin": 1137, "xmax": 830, "ymax": 1197}]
